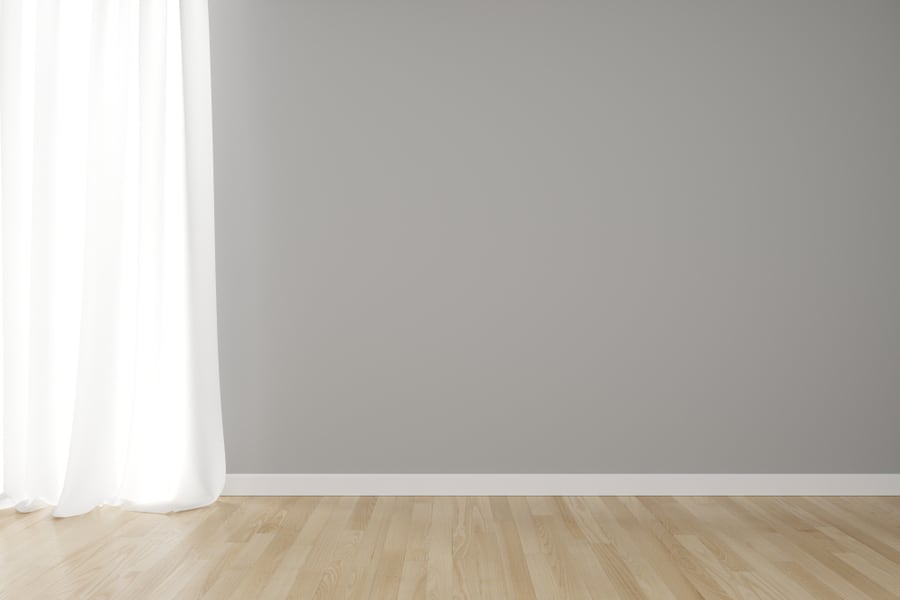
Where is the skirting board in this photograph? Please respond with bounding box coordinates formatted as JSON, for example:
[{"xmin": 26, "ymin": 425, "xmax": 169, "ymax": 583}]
[{"xmin": 223, "ymin": 474, "xmax": 900, "ymax": 496}]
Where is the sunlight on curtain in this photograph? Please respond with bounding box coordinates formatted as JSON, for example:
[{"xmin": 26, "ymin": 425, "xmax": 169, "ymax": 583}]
[{"xmin": 0, "ymin": 0, "xmax": 224, "ymax": 516}]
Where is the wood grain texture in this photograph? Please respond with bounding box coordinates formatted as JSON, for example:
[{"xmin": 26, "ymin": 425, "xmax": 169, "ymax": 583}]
[{"xmin": 1, "ymin": 497, "xmax": 898, "ymax": 599}]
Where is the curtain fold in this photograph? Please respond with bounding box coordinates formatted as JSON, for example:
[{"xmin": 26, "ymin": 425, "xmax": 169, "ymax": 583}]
[{"xmin": 0, "ymin": 0, "xmax": 225, "ymax": 517}]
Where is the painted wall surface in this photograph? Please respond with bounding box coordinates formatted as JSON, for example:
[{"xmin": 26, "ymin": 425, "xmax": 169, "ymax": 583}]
[{"xmin": 210, "ymin": 1, "xmax": 900, "ymax": 473}]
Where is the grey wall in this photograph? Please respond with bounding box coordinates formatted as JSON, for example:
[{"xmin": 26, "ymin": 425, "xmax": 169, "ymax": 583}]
[{"xmin": 210, "ymin": 0, "xmax": 900, "ymax": 474}]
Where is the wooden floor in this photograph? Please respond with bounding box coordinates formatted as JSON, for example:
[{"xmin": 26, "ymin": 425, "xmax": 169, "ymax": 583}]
[{"xmin": 1, "ymin": 497, "xmax": 899, "ymax": 599}]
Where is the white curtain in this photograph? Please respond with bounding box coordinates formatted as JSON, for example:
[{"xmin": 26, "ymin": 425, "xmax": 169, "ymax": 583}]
[{"xmin": 0, "ymin": 0, "xmax": 224, "ymax": 516}]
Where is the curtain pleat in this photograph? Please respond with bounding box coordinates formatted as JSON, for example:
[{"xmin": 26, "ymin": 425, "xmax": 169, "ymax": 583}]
[{"xmin": 0, "ymin": 0, "xmax": 225, "ymax": 517}]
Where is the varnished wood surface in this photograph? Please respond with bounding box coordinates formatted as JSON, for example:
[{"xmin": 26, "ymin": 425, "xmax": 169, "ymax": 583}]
[{"xmin": 1, "ymin": 496, "xmax": 899, "ymax": 599}]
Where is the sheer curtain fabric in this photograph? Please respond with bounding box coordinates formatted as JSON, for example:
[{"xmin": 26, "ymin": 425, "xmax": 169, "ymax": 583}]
[{"xmin": 0, "ymin": 0, "xmax": 225, "ymax": 516}]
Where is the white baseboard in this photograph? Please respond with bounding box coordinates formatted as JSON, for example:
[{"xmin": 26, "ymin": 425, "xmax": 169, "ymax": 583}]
[{"xmin": 222, "ymin": 473, "xmax": 900, "ymax": 496}]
